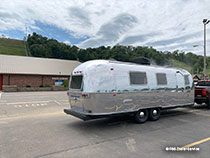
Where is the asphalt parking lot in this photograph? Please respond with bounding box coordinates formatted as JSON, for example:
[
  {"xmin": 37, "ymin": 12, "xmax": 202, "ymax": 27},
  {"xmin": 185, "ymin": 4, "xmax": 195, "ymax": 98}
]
[{"xmin": 0, "ymin": 91, "xmax": 210, "ymax": 158}]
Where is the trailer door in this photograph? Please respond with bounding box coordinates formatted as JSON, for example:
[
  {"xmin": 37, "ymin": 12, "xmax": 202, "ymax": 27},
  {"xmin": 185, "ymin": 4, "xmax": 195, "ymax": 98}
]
[{"xmin": 176, "ymin": 72, "xmax": 185, "ymax": 92}]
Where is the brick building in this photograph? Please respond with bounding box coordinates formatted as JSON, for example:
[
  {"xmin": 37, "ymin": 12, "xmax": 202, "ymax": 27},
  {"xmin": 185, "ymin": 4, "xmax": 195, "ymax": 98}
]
[{"xmin": 0, "ymin": 54, "xmax": 80, "ymax": 91}]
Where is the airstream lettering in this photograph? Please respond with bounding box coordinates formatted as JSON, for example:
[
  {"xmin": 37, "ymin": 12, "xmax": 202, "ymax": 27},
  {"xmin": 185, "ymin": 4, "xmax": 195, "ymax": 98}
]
[{"xmin": 64, "ymin": 60, "xmax": 194, "ymax": 123}]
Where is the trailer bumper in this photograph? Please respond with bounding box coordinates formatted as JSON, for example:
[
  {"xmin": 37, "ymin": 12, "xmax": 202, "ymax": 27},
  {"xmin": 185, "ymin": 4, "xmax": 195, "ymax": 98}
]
[
  {"xmin": 64, "ymin": 107, "xmax": 109, "ymax": 121},
  {"xmin": 64, "ymin": 107, "xmax": 135, "ymax": 121},
  {"xmin": 64, "ymin": 108, "xmax": 93, "ymax": 121}
]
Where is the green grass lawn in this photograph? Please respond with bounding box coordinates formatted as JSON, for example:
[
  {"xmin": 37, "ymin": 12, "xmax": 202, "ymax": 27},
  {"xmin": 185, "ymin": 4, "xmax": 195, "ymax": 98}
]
[{"xmin": 0, "ymin": 38, "xmax": 26, "ymax": 56}]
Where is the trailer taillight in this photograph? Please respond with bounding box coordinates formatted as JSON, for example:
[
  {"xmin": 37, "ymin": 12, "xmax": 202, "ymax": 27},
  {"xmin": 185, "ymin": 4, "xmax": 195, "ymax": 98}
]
[
  {"xmin": 202, "ymin": 89, "xmax": 207, "ymax": 96},
  {"xmin": 73, "ymin": 71, "xmax": 82, "ymax": 74},
  {"xmin": 82, "ymin": 93, "xmax": 89, "ymax": 98}
]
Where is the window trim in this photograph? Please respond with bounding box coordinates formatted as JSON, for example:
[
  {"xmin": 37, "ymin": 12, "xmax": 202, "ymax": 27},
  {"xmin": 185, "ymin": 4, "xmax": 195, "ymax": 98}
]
[
  {"xmin": 156, "ymin": 73, "xmax": 167, "ymax": 85},
  {"xmin": 184, "ymin": 75, "xmax": 190, "ymax": 85},
  {"xmin": 69, "ymin": 75, "xmax": 83, "ymax": 90},
  {"xmin": 129, "ymin": 71, "xmax": 147, "ymax": 85}
]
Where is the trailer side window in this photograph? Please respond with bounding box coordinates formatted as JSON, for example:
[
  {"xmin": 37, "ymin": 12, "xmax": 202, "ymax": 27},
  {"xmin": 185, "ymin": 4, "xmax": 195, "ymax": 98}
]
[
  {"xmin": 130, "ymin": 72, "xmax": 147, "ymax": 85},
  {"xmin": 156, "ymin": 73, "xmax": 167, "ymax": 85},
  {"xmin": 184, "ymin": 75, "xmax": 190, "ymax": 85},
  {"xmin": 70, "ymin": 75, "xmax": 83, "ymax": 89}
]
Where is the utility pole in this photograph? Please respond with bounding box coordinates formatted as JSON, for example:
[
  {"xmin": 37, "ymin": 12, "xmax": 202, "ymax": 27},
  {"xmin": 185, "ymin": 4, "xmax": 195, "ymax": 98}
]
[
  {"xmin": 24, "ymin": 27, "xmax": 28, "ymax": 56},
  {"xmin": 203, "ymin": 19, "xmax": 210, "ymax": 80}
]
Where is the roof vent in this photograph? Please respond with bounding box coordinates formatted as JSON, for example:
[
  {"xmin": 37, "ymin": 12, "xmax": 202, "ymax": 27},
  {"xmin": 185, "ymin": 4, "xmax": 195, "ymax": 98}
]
[{"xmin": 131, "ymin": 57, "xmax": 150, "ymax": 65}]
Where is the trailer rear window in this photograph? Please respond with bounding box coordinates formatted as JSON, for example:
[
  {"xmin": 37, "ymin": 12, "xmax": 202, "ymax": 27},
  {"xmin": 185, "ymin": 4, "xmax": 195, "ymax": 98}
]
[
  {"xmin": 156, "ymin": 73, "xmax": 167, "ymax": 85},
  {"xmin": 184, "ymin": 75, "xmax": 190, "ymax": 85},
  {"xmin": 70, "ymin": 75, "xmax": 83, "ymax": 89},
  {"xmin": 130, "ymin": 72, "xmax": 147, "ymax": 85}
]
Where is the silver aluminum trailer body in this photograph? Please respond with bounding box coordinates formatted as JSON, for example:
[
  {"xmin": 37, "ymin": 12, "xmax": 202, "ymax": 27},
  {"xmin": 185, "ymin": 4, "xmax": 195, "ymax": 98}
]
[{"xmin": 64, "ymin": 60, "xmax": 194, "ymax": 121}]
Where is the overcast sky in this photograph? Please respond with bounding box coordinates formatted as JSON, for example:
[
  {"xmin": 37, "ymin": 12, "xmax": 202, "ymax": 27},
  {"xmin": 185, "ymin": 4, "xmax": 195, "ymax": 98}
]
[{"xmin": 0, "ymin": 0, "xmax": 210, "ymax": 55}]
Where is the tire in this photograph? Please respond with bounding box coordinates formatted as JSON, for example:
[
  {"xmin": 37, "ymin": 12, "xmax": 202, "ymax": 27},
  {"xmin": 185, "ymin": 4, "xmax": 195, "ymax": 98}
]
[
  {"xmin": 195, "ymin": 101, "xmax": 201, "ymax": 105},
  {"xmin": 135, "ymin": 109, "xmax": 149, "ymax": 123},
  {"xmin": 149, "ymin": 108, "xmax": 161, "ymax": 121}
]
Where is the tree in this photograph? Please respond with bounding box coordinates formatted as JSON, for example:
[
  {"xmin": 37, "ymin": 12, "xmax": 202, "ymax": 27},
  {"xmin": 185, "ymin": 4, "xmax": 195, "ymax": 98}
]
[
  {"xmin": 193, "ymin": 63, "xmax": 203, "ymax": 73},
  {"xmin": 27, "ymin": 32, "xmax": 207, "ymax": 74},
  {"xmin": 30, "ymin": 44, "xmax": 46, "ymax": 57}
]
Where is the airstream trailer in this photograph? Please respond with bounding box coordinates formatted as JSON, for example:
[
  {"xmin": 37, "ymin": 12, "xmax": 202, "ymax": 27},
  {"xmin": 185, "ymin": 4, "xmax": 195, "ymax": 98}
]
[{"xmin": 64, "ymin": 60, "xmax": 194, "ymax": 123}]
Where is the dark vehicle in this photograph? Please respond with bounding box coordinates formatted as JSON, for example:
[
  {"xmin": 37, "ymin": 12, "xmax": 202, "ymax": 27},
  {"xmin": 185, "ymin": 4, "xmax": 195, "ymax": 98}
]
[{"xmin": 194, "ymin": 80, "xmax": 210, "ymax": 109}]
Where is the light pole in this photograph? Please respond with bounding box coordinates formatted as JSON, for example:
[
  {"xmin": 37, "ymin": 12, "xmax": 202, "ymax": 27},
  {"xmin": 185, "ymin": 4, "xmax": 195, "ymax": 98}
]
[{"xmin": 203, "ymin": 19, "xmax": 210, "ymax": 80}]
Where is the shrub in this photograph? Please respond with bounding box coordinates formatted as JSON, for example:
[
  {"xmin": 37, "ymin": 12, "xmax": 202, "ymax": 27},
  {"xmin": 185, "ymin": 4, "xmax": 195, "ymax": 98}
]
[{"xmin": 62, "ymin": 81, "xmax": 68, "ymax": 87}]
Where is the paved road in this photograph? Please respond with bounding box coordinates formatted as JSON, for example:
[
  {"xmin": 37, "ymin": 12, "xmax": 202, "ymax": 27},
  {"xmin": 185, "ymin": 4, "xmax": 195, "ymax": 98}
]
[{"xmin": 0, "ymin": 91, "xmax": 210, "ymax": 158}]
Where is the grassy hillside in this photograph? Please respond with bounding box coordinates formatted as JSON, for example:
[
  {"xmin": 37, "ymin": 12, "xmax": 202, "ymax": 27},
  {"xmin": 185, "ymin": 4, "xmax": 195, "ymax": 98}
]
[
  {"xmin": 0, "ymin": 38, "xmax": 26, "ymax": 56},
  {"xmin": 170, "ymin": 59, "xmax": 210, "ymax": 80},
  {"xmin": 170, "ymin": 59, "xmax": 192, "ymax": 72}
]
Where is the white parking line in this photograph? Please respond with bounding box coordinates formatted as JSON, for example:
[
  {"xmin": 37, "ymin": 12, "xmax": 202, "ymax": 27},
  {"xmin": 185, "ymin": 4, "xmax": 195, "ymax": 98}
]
[
  {"xmin": 6, "ymin": 100, "xmax": 67, "ymax": 105},
  {"xmin": 13, "ymin": 103, "xmax": 48, "ymax": 108},
  {"xmin": 56, "ymin": 100, "xmax": 68, "ymax": 102},
  {"xmin": 7, "ymin": 100, "xmax": 50, "ymax": 105},
  {"xmin": 0, "ymin": 92, "xmax": 2, "ymax": 99},
  {"xmin": 126, "ymin": 139, "xmax": 137, "ymax": 152},
  {"xmin": 54, "ymin": 100, "xmax": 61, "ymax": 105}
]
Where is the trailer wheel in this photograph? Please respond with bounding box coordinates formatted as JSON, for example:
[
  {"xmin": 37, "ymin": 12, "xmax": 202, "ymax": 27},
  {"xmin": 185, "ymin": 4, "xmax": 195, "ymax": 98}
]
[
  {"xmin": 149, "ymin": 108, "xmax": 161, "ymax": 121},
  {"xmin": 135, "ymin": 109, "xmax": 149, "ymax": 123}
]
